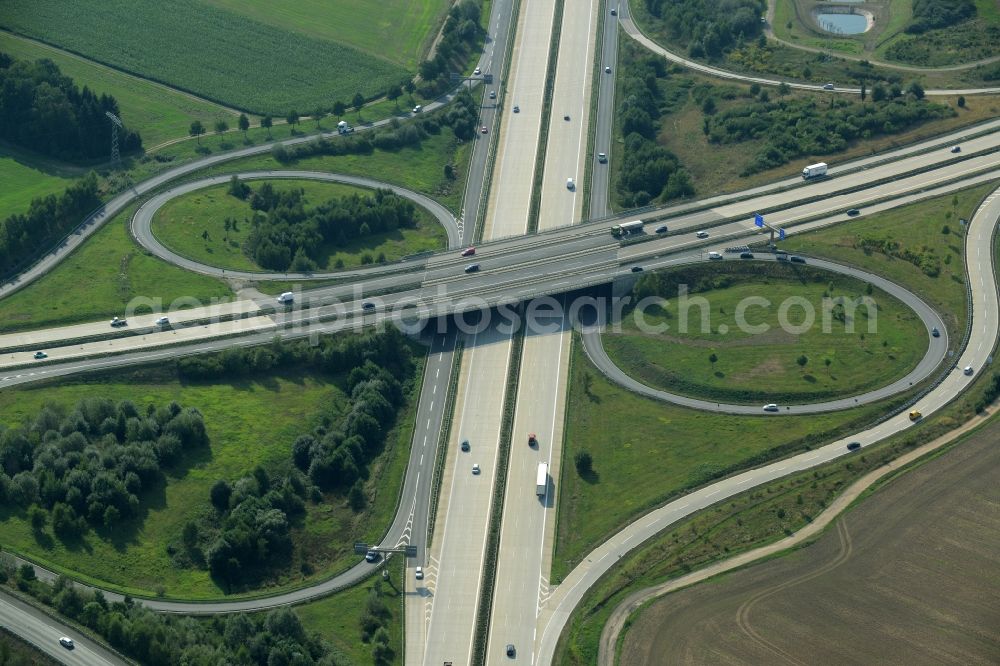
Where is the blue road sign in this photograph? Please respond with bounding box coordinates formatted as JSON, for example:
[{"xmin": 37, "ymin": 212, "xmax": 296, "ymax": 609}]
[
  {"xmin": 754, "ymin": 213, "xmax": 764, "ymax": 228},
  {"xmin": 779, "ymin": 228, "xmax": 786, "ymax": 240}
]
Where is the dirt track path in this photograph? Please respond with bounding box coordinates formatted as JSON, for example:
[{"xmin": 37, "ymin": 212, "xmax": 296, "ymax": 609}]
[{"xmin": 597, "ymin": 399, "xmax": 999, "ymax": 664}]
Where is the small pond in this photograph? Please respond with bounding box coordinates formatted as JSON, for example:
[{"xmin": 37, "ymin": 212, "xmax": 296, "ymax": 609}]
[{"xmin": 816, "ymin": 11, "xmax": 870, "ymax": 35}]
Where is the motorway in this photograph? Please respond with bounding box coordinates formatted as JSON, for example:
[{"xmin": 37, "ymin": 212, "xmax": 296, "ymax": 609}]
[
  {"xmin": 0, "ymin": 589, "xmax": 127, "ymax": 666},
  {"xmin": 535, "ymin": 182, "xmax": 1000, "ymax": 663}
]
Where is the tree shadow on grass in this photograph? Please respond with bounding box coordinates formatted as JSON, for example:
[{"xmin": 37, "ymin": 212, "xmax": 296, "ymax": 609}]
[{"xmin": 578, "ymin": 469, "xmax": 600, "ymax": 485}]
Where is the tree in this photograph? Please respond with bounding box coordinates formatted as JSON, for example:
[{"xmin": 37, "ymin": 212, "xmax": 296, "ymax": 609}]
[
  {"xmin": 443, "ymin": 164, "xmax": 455, "ymax": 180},
  {"xmin": 224, "ymin": 218, "xmax": 232, "ymax": 240},
  {"xmin": 574, "ymin": 451, "xmax": 593, "ymax": 476},
  {"xmin": 214, "ymin": 119, "xmax": 228, "ymax": 138},
  {"xmin": 871, "ymin": 84, "xmax": 887, "ymax": 102},
  {"xmin": 29, "ymin": 504, "xmax": 46, "ymax": 530},
  {"xmin": 286, "ymin": 110, "xmax": 300, "ymax": 132},
  {"xmin": 860, "ymin": 80, "xmax": 866, "ymax": 102},
  {"xmin": 908, "ymin": 81, "xmax": 925, "ymax": 100},
  {"xmin": 312, "ymin": 107, "xmax": 325, "ymax": 128},
  {"xmin": 404, "ymin": 80, "xmax": 416, "ymax": 95},
  {"xmin": 348, "ymin": 480, "xmax": 366, "ymax": 512},
  {"xmin": 352, "ymin": 92, "xmax": 366, "ymax": 111},
  {"xmin": 797, "ymin": 355, "xmax": 808, "ymax": 367},
  {"xmin": 189, "ymin": 120, "xmax": 205, "ymax": 145},
  {"xmin": 387, "ymin": 85, "xmax": 402, "ymax": 108},
  {"xmin": 957, "ymin": 95, "xmax": 966, "ymax": 108},
  {"xmin": 202, "ymin": 229, "xmax": 210, "ymax": 241},
  {"xmin": 701, "ymin": 97, "xmax": 717, "ymax": 115},
  {"xmin": 709, "ymin": 352, "xmax": 718, "ymax": 368},
  {"xmin": 777, "ymin": 81, "xmax": 790, "ymax": 96},
  {"xmin": 332, "ymin": 100, "xmax": 346, "ymax": 117},
  {"xmin": 261, "ymin": 115, "xmax": 273, "ymax": 138},
  {"xmin": 238, "ymin": 113, "xmax": 250, "ymax": 138},
  {"xmin": 211, "ymin": 479, "xmax": 232, "ymax": 511}
]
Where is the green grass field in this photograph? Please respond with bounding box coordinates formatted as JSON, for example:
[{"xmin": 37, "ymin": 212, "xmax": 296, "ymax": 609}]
[
  {"xmin": 0, "ymin": 31, "xmax": 241, "ymax": 149},
  {"xmin": 0, "ymin": 347, "xmax": 423, "ymax": 599},
  {"xmin": 294, "ymin": 566, "xmax": 404, "ymax": 665},
  {"xmin": 0, "ymin": 151, "xmax": 78, "ymax": 219},
  {"xmin": 0, "ymin": 0, "xmax": 409, "ymax": 115},
  {"xmin": 603, "ymin": 270, "xmax": 925, "ymax": 403},
  {"xmin": 783, "ymin": 183, "xmax": 994, "ymax": 340},
  {"xmin": 552, "ymin": 336, "xmax": 897, "ymax": 581},
  {"xmin": 152, "ymin": 179, "xmax": 448, "ymax": 272},
  {"xmin": 0, "ymin": 204, "xmax": 232, "ymax": 333},
  {"xmin": 202, "ymin": 0, "xmax": 446, "ymax": 70}
]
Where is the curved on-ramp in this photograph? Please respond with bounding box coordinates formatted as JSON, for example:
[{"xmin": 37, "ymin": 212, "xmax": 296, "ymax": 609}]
[
  {"xmin": 535, "ymin": 184, "xmax": 1000, "ymax": 663},
  {"xmin": 131, "ymin": 170, "xmax": 460, "ymax": 280},
  {"xmin": 617, "ymin": 0, "xmax": 1000, "ymax": 97},
  {"xmin": 581, "ymin": 255, "xmax": 949, "ymax": 415}
]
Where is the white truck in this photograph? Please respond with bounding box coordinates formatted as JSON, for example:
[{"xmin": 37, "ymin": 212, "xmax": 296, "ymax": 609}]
[
  {"xmin": 801, "ymin": 162, "xmax": 828, "ymax": 179},
  {"xmin": 337, "ymin": 120, "xmax": 353, "ymax": 135},
  {"xmin": 536, "ymin": 463, "xmax": 548, "ymax": 497}
]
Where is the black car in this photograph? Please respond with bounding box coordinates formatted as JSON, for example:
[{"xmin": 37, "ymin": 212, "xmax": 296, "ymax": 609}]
[
  {"xmin": 461, "ymin": 440, "xmax": 470, "ymax": 452},
  {"xmin": 846, "ymin": 208, "xmax": 860, "ymax": 216},
  {"xmin": 465, "ymin": 264, "xmax": 480, "ymax": 273},
  {"xmin": 362, "ymin": 301, "xmax": 375, "ymax": 310},
  {"xmin": 789, "ymin": 255, "xmax": 806, "ymax": 264},
  {"xmin": 739, "ymin": 252, "xmax": 754, "ymax": 259},
  {"xmin": 655, "ymin": 225, "xmax": 668, "ymax": 234},
  {"xmin": 631, "ymin": 266, "xmax": 644, "ymax": 273},
  {"xmin": 506, "ymin": 644, "xmax": 516, "ymax": 658},
  {"xmin": 951, "ymin": 145, "xmax": 961, "ymax": 153},
  {"xmin": 847, "ymin": 441, "xmax": 862, "ymax": 451},
  {"xmin": 931, "ymin": 327, "xmax": 940, "ymax": 338}
]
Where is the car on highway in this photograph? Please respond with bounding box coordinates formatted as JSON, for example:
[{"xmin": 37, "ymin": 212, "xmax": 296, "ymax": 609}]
[
  {"xmin": 415, "ymin": 566, "xmax": 423, "ymax": 579},
  {"xmin": 362, "ymin": 301, "xmax": 375, "ymax": 310},
  {"xmin": 465, "ymin": 264, "xmax": 480, "ymax": 273},
  {"xmin": 909, "ymin": 410, "xmax": 922, "ymax": 421},
  {"xmin": 567, "ymin": 178, "xmax": 575, "ymax": 190},
  {"xmin": 564, "ymin": 114, "xmax": 570, "ymax": 121},
  {"xmin": 740, "ymin": 252, "xmax": 754, "ymax": 259},
  {"xmin": 762, "ymin": 403, "xmax": 779, "ymax": 412},
  {"xmin": 412, "ymin": 105, "xmax": 422, "ymax": 113},
  {"xmin": 33, "ymin": 351, "xmax": 47, "ymax": 360},
  {"xmin": 847, "ymin": 441, "xmax": 862, "ymax": 451},
  {"xmin": 964, "ymin": 365, "xmax": 974, "ymax": 375},
  {"xmin": 59, "ymin": 637, "xmax": 74, "ymax": 649},
  {"xmin": 696, "ymin": 230, "xmax": 710, "ymax": 238},
  {"xmin": 506, "ymin": 644, "xmax": 516, "ymax": 657},
  {"xmin": 776, "ymin": 253, "xmax": 788, "ymax": 261},
  {"xmin": 156, "ymin": 316, "xmax": 170, "ymax": 326},
  {"xmin": 513, "ymin": 105, "xmax": 520, "ymax": 113},
  {"xmin": 461, "ymin": 439, "xmax": 470, "ymax": 452},
  {"xmin": 365, "ymin": 550, "xmax": 379, "ymax": 562},
  {"xmin": 481, "ymin": 125, "xmax": 488, "ymax": 134},
  {"xmin": 631, "ymin": 266, "xmax": 644, "ymax": 272},
  {"xmin": 489, "ymin": 90, "xmax": 496, "ymax": 99},
  {"xmin": 528, "ymin": 433, "xmax": 538, "ymax": 447},
  {"xmin": 846, "ymin": 208, "xmax": 861, "ymax": 216},
  {"xmin": 789, "ymin": 255, "xmax": 806, "ymax": 264},
  {"xmin": 474, "ymin": 67, "xmax": 481, "ymax": 75},
  {"xmin": 605, "ymin": 66, "xmax": 611, "ymax": 73},
  {"xmin": 951, "ymin": 145, "xmax": 961, "ymax": 153},
  {"xmin": 655, "ymin": 225, "xmax": 668, "ymax": 234},
  {"xmin": 610, "ymin": 7, "xmax": 617, "ymax": 15},
  {"xmin": 708, "ymin": 251, "xmax": 723, "ymax": 260},
  {"xmin": 461, "ymin": 247, "xmax": 476, "ymax": 257},
  {"xmin": 931, "ymin": 327, "xmax": 940, "ymax": 337},
  {"xmin": 597, "ymin": 152, "xmax": 607, "ymax": 163},
  {"xmin": 472, "ymin": 463, "xmax": 481, "ymax": 475},
  {"xmin": 110, "ymin": 316, "xmax": 127, "ymax": 327},
  {"xmin": 823, "ymin": 82, "xmax": 835, "ymax": 90}
]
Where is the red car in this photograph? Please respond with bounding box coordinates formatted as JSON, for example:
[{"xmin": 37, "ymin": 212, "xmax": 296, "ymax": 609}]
[
  {"xmin": 481, "ymin": 126, "xmax": 488, "ymax": 134},
  {"xmin": 461, "ymin": 247, "xmax": 476, "ymax": 257},
  {"xmin": 528, "ymin": 433, "xmax": 538, "ymax": 447}
]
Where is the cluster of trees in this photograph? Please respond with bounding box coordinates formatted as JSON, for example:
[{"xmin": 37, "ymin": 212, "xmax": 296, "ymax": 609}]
[
  {"xmin": 616, "ymin": 53, "xmax": 694, "ymax": 207},
  {"xmin": 643, "ymin": 0, "xmax": 765, "ymax": 58},
  {"xmin": 0, "ymin": 53, "xmax": 141, "ymax": 160},
  {"xmin": 3, "ymin": 567, "xmax": 343, "ymax": 666},
  {"xmin": 200, "ymin": 467, "xmax": 306, "ymax": 586},
  {"xmin": 293, "ymin": 359, "xmax": 404, "ymax": 494},
  {"xmin": 359, "ymin": 581, "xmax": 395, "ymax": 662},
  {"xmin": 856, "ymin": 235, "xmax": 942, "ymax": 277},
  {"xmin": 0, "ymin": 173, "xmax": 101, "ymax": 278},
  {"xmin": 703, "ymin": 94, "xmax": 953, "ymax": 175},
  {"xmin": 232, "ymin": 181, "xmax": 417, "ymax": 271},
  {"xmin": 176, "ymin": 327, "xmax": 414, "ymax": 382},
  {"xmin": 906, "ymin": 0, "xmax": 975, "ymax": 33},
  {"xmin": 0, "ymin": 398, "xmax": 207, "ymax": 534},
  {"xmin": 417, "ymin": 1, "xmax": 484, "ymax": 97},
  {"xmin": 975, "ymin": 373, "xmax": 1000, "ymax": 414}
]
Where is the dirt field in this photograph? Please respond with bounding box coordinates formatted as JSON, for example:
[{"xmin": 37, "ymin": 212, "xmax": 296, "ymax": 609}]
[{"xmin": 619, "ymin": 419, "xmax": 1000, "ymax": 665}]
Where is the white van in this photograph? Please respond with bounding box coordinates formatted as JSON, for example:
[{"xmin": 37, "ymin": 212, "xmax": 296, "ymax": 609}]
[
  {"xmin": 412, "ymin": 105, "xmax": 422, "ymax": 113},
  {"xmin": 155, "ymin": 316, "xmax": 170, "ymax": 326},
  {"xmin": 277, "ymin": 291, "xmax": 294, "ymax": 304}
]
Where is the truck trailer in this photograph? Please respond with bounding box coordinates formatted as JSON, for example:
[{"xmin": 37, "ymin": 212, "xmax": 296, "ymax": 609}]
[
  {"xmin": 612, "ymin": 220, "xmax": 644, "ymax": 237},
  {"xmin": 536, "ymin": 463, "xmax": 548, "ymax": 497},
  {"xmin": 801, "ymin": 162, "xmax": 828, "ymax": 179}
]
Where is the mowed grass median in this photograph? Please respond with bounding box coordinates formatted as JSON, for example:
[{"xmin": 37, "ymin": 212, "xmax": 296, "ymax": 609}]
[
  {"xmin": 603, "ymin": 267, "xmax": 926, "ymax": 404},
  {"xmin": 552, "ymin": 335, "xmax": 898, "ymax": 581},
  {"xmin": 151, "ymin": 179, "xmax": 448, "ymax": 272}
]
